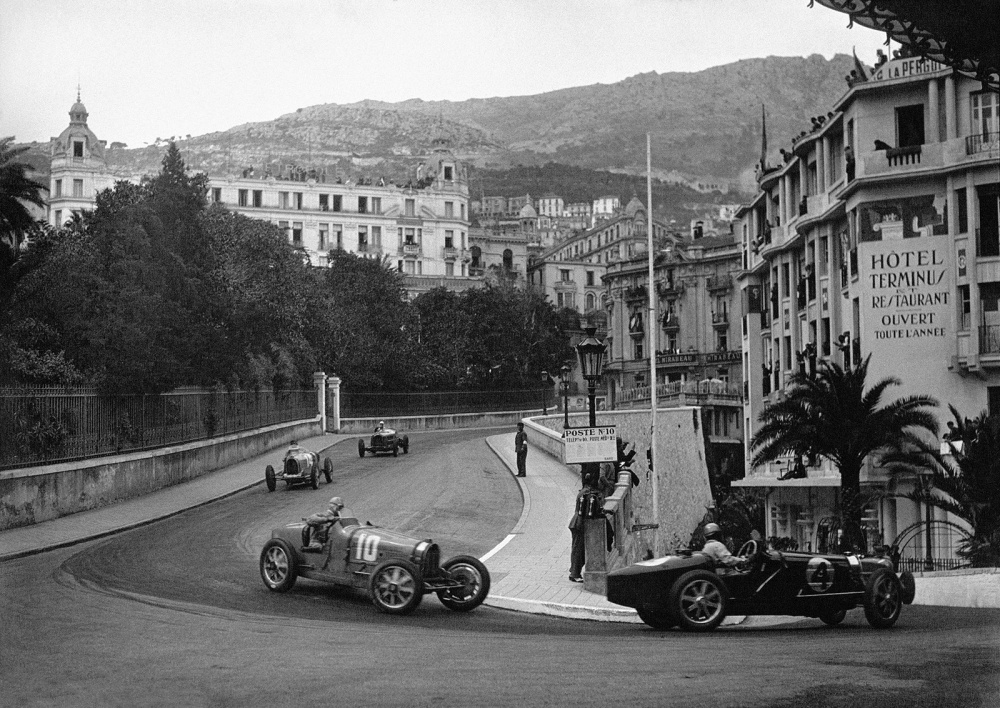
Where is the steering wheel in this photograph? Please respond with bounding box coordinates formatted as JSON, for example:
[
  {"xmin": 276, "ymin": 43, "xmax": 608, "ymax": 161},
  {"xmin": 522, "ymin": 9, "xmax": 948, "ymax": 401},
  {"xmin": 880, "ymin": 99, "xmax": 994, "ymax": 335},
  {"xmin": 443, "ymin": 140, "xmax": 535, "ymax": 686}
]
[{"xmin": 735, "ymin": 540, "xmax": 759, "ymax": 569}]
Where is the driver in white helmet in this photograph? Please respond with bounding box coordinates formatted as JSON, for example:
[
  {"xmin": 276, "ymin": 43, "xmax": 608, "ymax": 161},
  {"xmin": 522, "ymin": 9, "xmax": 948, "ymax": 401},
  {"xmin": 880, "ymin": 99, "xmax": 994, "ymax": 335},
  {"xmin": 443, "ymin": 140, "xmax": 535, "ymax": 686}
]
[
  {"xmin": 304, "ymin": 496, "xmax": 345, "ymax": 551},
  {"xmin": 701, "ymin": 522, "xmax": 749, "ymax": 568},
  {"xmin": 374, "ymin": 420, "xmax": 385, "ymax": 433}
]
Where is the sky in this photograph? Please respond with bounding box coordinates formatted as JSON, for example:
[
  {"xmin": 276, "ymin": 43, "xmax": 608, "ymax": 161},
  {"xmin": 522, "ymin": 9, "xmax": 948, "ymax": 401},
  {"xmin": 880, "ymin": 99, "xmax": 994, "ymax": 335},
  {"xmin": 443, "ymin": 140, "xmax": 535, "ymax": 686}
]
[{"xmin": 0, "ymin": 0, "xmax": 892, "ymax": 148}]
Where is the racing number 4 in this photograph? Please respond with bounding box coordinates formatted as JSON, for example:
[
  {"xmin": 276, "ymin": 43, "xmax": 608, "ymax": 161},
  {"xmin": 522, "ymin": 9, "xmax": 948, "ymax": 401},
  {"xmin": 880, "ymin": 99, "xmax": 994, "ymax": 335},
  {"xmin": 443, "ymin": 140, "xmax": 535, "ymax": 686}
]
[{"xmin": 355, "ymin": 532, "xmax": 381, "ymax": 562}]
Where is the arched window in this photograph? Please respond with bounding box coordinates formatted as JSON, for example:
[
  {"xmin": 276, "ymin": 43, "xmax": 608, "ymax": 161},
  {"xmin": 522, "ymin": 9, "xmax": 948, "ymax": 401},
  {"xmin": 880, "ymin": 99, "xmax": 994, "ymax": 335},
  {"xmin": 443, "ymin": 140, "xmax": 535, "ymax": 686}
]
[
  {"xmin": 585, "ymin": 292, "xmax": 596, "ymax": 311},
  {"xmin": 502, "ymin": 248, "xmax": 513, "ymax": 270},
  {"xmin": 470, "ymin": 246, "xmax": 481, "ymax": 268}
]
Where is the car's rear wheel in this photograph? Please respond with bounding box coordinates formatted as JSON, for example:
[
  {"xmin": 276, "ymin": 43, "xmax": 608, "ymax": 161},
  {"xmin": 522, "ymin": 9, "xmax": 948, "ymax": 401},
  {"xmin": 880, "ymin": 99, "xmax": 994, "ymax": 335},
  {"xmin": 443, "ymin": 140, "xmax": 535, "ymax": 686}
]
[
  {"xmin": 669, "ymin": 570, "xmax": 728, "ymax": 632},
  {"xmin": 637, "ymin": 606, "xmax": 677, "ymax": 630},
  {"xmin": 899, "ymin": 570, "xmax": 916, "ymax": 605},
  {"xmin": 438, "ymin": 556, "xmax": 491, "ymax": 612},
  {"xmin": 369, "ymin": 560, "xmax": 423, "ymax": 615},
  {"xmin": 310, "ymin": 467, "xmax": 318, "ymax": 489},
  {"xmin": 323, "ymin": 457, "xmax": 333, "ymax": 483},
  {"xmin": 819, "ymin": 608, "xmax": 847, "ymax": 626},
  {"xmin": 402, "ymin": 435, "xmax": 409, "ymax": 454},
  {"xmin": 392, "ymin": 442, "xmax": 398, "ymax": 457},
  {"xmin": 358, "ymin": 439, "xmax": 366, "ymax": 458},
  {"xmin": 265, "ymin": 465, "xmax": 276, "ymax": 492},
  {"xmin": 260, "ymin": 539, "xmax": 297, "ymax": 592},
  {"xmin": 863, "ymin": 568, "xmax": 903, "ymax": 629}
]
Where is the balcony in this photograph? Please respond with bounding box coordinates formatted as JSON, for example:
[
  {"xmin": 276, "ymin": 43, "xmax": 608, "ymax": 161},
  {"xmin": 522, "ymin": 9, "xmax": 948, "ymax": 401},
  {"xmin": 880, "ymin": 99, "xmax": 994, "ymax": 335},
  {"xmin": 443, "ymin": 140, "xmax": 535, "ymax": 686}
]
[
  {"xmin": 400, "ymin": 243, "xmax": 421, "ymax": 256},
  {"xmin": 965, "ymin": 131, "xmax": 999, "ymax": 157},
  {"xmin": 706, "ymin": 274, "xmax": 732, "ymax": 292},
  {"xmin": 981, "ymin": 325, "xmax": 1000, "ymax": 356},
  {"xmin": 443, "ymin": 246, "xmax": 467, "ymax": 260},
  {"xmin": 656, "ymin": 280, "xmax": 683, "ymax": 298},
  {"xmin": 711, "ymin": 311, "xmax": 729, "ymax": 328},
  {"xmin": 860, "ymin": 142, "xmax": 942, "ymax": 178},
  {"xmin": 661, "ymin": 311, "xmax": 679, "ymax": 332},
  {"xmin": 625, "ymin": 285, "xmax": 648, "ymax": 303}
]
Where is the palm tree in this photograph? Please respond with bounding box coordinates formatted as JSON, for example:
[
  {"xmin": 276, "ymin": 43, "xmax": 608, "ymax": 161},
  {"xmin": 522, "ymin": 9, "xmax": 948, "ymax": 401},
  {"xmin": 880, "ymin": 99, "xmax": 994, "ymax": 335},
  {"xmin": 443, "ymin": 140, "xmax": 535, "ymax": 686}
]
[
  {"xmin": 750, "ymin": 355, "xmax": 938, "ymax": 551},
  {"xmin": 883, "ymin": 407, "xmax": 1000, "ymax": 567},
  {"xmin": 0, "ymin": 136, "xmax": 48, "ymax": 250}
]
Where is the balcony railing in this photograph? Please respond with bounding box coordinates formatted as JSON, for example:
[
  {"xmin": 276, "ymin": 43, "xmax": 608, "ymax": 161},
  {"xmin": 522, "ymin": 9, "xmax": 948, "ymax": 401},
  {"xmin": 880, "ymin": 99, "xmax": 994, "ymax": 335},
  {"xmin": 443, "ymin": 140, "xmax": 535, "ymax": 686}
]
[
  {"xmin": 711, "ymin": 311, "xmax": 729, "ymax": 326},
  {"xmin": 400, "ymin": 243, "xmax": 421, "ymax": 255},
  {"xmin": 965, "ymin": 131, "xmax": 999, "ymax": 156},
  {"xmin": 886, "ymin": 144, "xmax": 922, "ymax": 167},
  {"xmin": 981, "ymin": 325, "xmax": 1000, "ymax": 355}
]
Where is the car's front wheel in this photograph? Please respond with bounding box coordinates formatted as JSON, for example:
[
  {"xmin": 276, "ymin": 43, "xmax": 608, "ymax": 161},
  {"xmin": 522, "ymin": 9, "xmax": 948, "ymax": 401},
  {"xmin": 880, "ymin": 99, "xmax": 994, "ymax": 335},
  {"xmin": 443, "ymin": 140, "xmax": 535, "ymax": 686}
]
[
  {"xmin": 323, "ymin": 457, "xmax": 333, "ymax": 483},
  {"xmin": 402, "ymin": 435, "xmax": 410, "ymax": 454},
  {"xmin": 637, "ymin": 606, "xmax": 677, "ymax": 630},
  {"xmin": 370, "ymin": 560, "xmax": 424, "ymax": 615},
  {"xmin": 438, "ymin": 556, "xmax": 491, "ymax": 612},
  {"xmin": 265, "ymin": 465, "xmax": 276, "ymax": 492},
  {"xmin": 392, "ymin": 441, "xmax": 398, "ymax": 457},
  {"xmin": 863, "ymin": 568, "xmax": 902, "ymax": 629},
  {"xmin": 819, "ymin": 608, "xmax": 847, "ymax": 626},
  {"xmin": 669, "ymin": 570, "xmax": 728, "ymax": 632},
  {"xmin": 310, "ymin": 467, "xmax": 318, "ymax": 489},
  {"xmin": 260, "ymin": 539, "xmax": 297, "ymax": 592}
]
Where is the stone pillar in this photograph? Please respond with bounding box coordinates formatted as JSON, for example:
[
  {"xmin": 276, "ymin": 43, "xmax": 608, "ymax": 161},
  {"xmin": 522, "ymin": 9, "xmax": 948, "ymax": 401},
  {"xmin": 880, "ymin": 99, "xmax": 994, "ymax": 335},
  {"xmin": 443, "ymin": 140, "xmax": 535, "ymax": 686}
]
[
  {"xmin": 819, "ymin": 137, "xmax": 829, "ymax": 193},
  {"xmin": 583, "ymin": 516, "xmax": 608, "ymax": 594},
  {"xmin": 928, "ymin": 78, "xmax": 940, "ymax": 143},
  {"xmin": 944, "ymin": 74, "xmax": 957, "ymax": 140},
  {"xmin": 326, "ymin": 375, "xmax": 342, "ymax": 433},
  {"xmin": 313, "ymin": 372, "xmax": 327, "ymax": 431}
]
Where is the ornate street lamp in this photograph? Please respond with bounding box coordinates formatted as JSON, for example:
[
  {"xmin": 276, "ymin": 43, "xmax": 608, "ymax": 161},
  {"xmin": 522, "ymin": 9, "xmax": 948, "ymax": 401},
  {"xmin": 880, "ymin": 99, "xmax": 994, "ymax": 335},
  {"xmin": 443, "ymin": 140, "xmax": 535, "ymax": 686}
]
[
  {"xmin": 559, "ymin": 364, "xmax": 571, "ymax": 428},
  {"xmin": 541, "ymin": 370, "xmax": 549, "ymax": 414},
  {"xmin": 576, "ymin": 326, "xmax": 606, "ymax": 427}
]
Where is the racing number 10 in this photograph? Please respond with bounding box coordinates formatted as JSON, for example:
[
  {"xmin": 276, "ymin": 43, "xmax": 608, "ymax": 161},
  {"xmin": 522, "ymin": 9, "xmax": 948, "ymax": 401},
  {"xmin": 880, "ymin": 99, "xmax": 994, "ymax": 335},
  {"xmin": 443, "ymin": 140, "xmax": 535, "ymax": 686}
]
[{"xmin": 355, "ymin": 532, "xmax": 381, "ymax": 562}]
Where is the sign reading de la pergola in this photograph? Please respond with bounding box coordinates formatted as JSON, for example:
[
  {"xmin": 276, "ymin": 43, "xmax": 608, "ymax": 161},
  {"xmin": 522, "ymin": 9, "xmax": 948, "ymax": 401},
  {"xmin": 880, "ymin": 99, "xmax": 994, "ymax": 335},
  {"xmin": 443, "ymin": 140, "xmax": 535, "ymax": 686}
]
[
  {"xmin": 563, "ymin": 426, "xmax": 617, "ymax": 464},
  {"xmin": 871, "ymin": 57, "xmax": 947, "ymax": 83}
]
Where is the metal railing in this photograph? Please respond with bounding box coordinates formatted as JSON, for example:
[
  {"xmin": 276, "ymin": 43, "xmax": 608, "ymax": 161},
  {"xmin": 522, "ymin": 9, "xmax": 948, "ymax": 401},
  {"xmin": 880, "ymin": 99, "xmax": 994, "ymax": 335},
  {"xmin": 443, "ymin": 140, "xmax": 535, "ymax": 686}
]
[
  {"xmin": 0, "ymin": 387, "xmax": 316, "ymax": 470},
  {"xmin": 965, "ymin": 131, "xmax": 999, "ymax": 156},
  {"xmin": 981, "ymin": 324, "xmax": 1000, "ymax": 355},
  {"xmin": 340, "ymin": 387, "xmax": 549, "ymax": 418}
]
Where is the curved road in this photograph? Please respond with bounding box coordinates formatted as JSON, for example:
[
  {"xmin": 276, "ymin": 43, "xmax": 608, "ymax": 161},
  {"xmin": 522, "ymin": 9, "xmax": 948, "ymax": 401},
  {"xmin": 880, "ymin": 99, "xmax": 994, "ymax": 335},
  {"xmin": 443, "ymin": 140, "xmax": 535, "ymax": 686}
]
[{"xmin": 2, "ymin": 428, "xmax": 999, "ymax": 708}]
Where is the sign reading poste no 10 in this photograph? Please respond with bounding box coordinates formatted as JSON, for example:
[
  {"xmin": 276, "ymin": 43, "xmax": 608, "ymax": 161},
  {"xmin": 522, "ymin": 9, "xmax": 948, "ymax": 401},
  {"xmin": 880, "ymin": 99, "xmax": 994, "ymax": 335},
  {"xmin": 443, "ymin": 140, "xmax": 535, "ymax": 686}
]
[{"xmin": 563, "ymin": 426, "xmax": 617, "ymax": 464}]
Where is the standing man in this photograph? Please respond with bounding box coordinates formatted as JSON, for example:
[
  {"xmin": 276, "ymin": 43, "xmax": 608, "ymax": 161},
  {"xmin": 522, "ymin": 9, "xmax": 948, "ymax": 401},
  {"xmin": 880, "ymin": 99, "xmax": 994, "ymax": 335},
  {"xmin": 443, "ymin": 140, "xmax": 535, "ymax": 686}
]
[{"xmin": 514, "ymin": 422, "xmax": 528, "ymax": 477}]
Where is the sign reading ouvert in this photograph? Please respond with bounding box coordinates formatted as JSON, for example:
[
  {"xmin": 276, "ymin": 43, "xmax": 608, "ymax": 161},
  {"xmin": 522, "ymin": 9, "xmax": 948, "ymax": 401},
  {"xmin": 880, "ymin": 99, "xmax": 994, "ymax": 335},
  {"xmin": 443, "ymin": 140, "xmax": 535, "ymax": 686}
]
[{"xmin": 563, "ymin": 426, "xmax": 618, "ymax": 464}]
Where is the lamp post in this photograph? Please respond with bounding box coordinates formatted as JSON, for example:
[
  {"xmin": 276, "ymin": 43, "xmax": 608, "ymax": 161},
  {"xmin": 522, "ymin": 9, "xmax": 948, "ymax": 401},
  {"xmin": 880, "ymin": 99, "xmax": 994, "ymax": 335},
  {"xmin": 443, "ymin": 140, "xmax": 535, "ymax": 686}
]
[
  {"xmin": 576, "ymin": 326, "xmax": 606, "ymax": 428},
  {"xmin": 560, "ymin": 364, "xmax": 571, "ymax": 428},
  {"xmin": 541, "ymin": 370, "xmax": 548, "ymax": 415}
]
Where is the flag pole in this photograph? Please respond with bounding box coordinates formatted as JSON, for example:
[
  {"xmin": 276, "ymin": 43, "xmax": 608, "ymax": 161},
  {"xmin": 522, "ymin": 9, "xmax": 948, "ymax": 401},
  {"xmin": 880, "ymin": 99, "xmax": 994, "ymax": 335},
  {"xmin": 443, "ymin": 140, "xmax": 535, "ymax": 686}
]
[{"xmin": 646, "ymin": 133, "xmax": 660, "ymax": 557}]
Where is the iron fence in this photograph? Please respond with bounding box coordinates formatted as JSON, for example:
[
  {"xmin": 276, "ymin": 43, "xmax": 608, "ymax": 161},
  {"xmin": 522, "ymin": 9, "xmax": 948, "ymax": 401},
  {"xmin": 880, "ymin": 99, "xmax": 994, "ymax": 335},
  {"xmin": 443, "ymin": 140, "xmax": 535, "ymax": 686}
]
[
  {"xmin": 0, "ymin": 386, "xmax": 317, "ymax": 470},
  {"xmin": 340, "ymin": 388, "xmax": 548, "ymax": 418}
]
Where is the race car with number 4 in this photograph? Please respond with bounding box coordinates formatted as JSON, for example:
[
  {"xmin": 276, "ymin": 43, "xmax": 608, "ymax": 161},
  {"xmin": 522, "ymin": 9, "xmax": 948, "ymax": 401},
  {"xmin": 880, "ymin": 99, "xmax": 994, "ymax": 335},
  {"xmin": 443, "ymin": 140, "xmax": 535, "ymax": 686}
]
[
  {"xmin": 259, "ymin": 509, "xmax": 490, "ymax": 615},
  {"xmin": 607, "ymin": 538, "xmax": 916, "ymax": 632}
]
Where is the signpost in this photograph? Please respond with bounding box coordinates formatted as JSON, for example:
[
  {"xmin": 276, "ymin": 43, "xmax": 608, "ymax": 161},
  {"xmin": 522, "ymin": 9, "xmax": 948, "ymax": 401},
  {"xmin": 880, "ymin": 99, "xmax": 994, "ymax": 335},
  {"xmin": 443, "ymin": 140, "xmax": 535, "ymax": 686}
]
[{"xmin": 563, "ymin": 426, "xmax": 617, "ymax": 464}]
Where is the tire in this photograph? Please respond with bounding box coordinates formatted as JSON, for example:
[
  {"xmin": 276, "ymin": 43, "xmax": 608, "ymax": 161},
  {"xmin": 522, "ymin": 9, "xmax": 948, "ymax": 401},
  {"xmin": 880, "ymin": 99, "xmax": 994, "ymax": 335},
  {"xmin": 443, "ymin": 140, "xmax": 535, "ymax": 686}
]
[
  {"xmin": 863, "ymin": 568, "xmax": 903, "ymax": 629},
  {"xmin": 310, "ymin": 467, "xmax": 318, "ymax": 490},
  {"xmin": 402, "ymin": 435, "xmax": 409, "ymax": 454},
  {"xmin": 437, "ymin": 555, "xmax": 491, "ymax": 612},
  {"xmin": 323, "ymin": 457, "xmax": 333, "ymax": 483},
  {"xmin": 265, "ymin": 465, "xmax": 277, "ymax": 493},
  {"xmin": 358, "ymin": 439, "xmax": 366, "ymax": 458},
  {"xmin": 637, "ymin": 606, "xmax": 677, "ymax": 630},
  {"xmin": 369, "ymin": 560, "xmax": 424, "ymax": 615},
  {"xmin": 899, "ymin": 570, "xmax": 916, "ymax": 605},
  {"xmin": 260, "ymin": 539, "xmax": 298, "ymax": 592},
  {"xmin": 819, "ymin": 609, "xmax": 847, "ymax": 626},
  {"xmin": 669, "ymin": 570, "xmax": 728, "ymax": 632},
  {"xmin": 392, "ymin": 442, "xmax": 398, "ymax": 457}
]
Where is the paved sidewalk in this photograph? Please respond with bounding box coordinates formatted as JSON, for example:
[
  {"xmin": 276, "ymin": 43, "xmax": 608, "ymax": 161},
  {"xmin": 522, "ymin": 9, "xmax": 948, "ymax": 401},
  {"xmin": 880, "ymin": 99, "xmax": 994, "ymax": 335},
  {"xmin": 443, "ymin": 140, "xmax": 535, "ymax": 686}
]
[{"xmin": 0, "ymin": 433, "xmax": 347, "ymax": 562}]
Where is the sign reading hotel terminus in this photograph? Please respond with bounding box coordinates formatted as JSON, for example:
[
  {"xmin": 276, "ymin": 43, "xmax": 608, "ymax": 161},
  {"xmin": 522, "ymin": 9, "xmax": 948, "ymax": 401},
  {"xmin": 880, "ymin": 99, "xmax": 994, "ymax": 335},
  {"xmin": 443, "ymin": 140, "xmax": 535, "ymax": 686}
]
[{"xmin": 563, "ymin": 426, "xmax": 617, "ymax": 464}]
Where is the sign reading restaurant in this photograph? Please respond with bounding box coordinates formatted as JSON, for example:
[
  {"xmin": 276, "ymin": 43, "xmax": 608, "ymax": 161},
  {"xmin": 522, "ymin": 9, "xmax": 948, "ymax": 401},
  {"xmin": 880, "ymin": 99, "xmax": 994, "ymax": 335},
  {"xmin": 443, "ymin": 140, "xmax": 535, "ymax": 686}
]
[
  {"xmin": 563, "ymin": 426, "xmax": 618, "ymax": 464},
  {"xmin": 871, "ymin": 57, "xmax": 946, "ymax": 83}
]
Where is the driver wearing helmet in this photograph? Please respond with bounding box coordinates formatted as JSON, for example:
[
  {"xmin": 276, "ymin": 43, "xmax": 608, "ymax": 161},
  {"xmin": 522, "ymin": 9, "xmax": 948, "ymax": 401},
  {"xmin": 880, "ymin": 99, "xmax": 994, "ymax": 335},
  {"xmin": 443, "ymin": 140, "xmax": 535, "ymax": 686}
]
[
  {"xmin": 701, "ymin": 523, "xmax": 748, "ymax": 568},
  {"xmin": 374, "ymin": 420, "xmax": 386, "ymax": 433},
  {"xmin": 303, "ymin": 496, "xmax": 345, "ymax": 551}
]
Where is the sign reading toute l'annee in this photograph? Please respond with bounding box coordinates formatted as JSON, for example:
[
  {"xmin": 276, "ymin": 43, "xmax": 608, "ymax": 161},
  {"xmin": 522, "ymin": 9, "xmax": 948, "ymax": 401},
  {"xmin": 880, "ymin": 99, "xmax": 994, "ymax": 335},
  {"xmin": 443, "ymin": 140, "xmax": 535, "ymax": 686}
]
[{"xmin": 563, "ymin": 426, "xmax": 618, "ymax": 464}]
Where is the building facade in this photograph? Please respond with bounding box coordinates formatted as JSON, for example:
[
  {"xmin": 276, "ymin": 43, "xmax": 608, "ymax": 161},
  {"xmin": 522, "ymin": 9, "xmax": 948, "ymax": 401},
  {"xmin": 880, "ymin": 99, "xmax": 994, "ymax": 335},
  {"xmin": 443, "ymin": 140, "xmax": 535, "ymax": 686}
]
[{"xmin": 734, "ymin": 50, "xmax": 999, "ymax": 563}]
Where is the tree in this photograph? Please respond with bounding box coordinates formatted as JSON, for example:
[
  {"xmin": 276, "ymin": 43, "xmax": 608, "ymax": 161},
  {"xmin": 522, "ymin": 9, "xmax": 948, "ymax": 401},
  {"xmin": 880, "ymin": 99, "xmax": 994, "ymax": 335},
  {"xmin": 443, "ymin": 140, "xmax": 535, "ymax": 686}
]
[
  {"xmin": 883, "ymin": 407, "xmax": 1000, "ymax": 567},
  {"xmin": 749, "ymin": 355, "xmax": 938, "ymax": 551},
  {"xmin": 0, "ymin": 137, "xmax": 47, "ymax": 250}
]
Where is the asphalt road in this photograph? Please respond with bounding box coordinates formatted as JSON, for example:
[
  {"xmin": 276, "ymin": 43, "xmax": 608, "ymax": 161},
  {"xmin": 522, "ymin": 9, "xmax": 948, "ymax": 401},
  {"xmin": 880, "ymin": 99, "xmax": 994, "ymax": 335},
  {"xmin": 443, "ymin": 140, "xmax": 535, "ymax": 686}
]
[{"xmin": 2, "ymin": 428, "xmax": 999, "ymax": 708}]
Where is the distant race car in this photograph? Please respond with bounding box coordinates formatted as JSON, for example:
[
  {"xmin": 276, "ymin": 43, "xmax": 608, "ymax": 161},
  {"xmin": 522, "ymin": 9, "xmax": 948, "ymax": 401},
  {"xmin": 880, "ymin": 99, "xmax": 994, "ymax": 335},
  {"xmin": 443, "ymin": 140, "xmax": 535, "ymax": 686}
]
[
  {"xmin": 265, "ymin": 445, "xmax": 333, "ymax": 492},
  {"xmin": 607, "ymin": 539, "xmax": 916, "ymax": 632},
  {"xmin": 358, "ymin": 425, "xmax": 409, "ymax": 457},
  {"xmin": 259, "ymin": 510, "xmax": 490, "ymax": 615}
]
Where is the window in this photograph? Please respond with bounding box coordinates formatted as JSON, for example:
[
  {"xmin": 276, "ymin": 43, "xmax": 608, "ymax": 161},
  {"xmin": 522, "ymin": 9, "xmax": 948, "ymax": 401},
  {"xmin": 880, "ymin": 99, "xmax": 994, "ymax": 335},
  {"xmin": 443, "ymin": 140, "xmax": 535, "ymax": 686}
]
[
  {"xmin": 445, "ymin": 262, "xmax": 454, "ymax": 276},
  {"xmin": 470, "ymin": 246, "xmax": 481, "ymax": 269},
  {"xmin": 278, "ymin": 221, "xmax": 290, "ymax": 241},
  {"xmin": 358, "ymin": 196, "xmax": 368, "ymax": 214},
  {"xmin": 461, "ymin": 203, "xmax": 465, "ymax": 220},
  {"xmin": 633, "ymin": 340, "xmax": 643, "ymax": 360},
  {"xmin": 253, "ymin": 190, "xmax": 262, "ymax": 208},
  {"xmin": 957, "ymin": 188, "xmax": 968, "ymax": 233},
  {"xmin": 54, "ymin": 209, "xmax": 61, "ymax": 225},
  {"xmin": 333, "ymin": 225, "xmax": 343, "ymax": 250},
  {"xmin": 332, "ymin": 195, "xmax": 342, "ymax": 212},
  {"xmin": 443, "ymin": 165, "xmax": 453, "ymax": 181},
  {"xmin": 319, "ymin": 224, "xmax": 329, "ymax": 251},
  {"xmin": 404, "ymin": 260, "xmax": 415, "ymax": 274},
  {"xmin": 971, "ymin": 92, "xmax": 999, "ymax": 137},
  {"xmin": 73, "ymin": 141, "xmax": 84, "ymax": 158},
  {"xmin": 560, "ymin": 269, "xmax": 571, "ymax": 282},
  {"xmin": 294, "ymin": 192, "xmax": 303, "ymax": 210},
  {"xmin": 978, "ymin": 186, "xmax": 1000, "ymax": 258},
  {"xmin": 371, "ymin": 197, "xmax": 381, "ymax": 214},
  {"xmin": 73, "ymin": 179, "xmax": 83, "ymax": 198},
  {"xmin": 54, "ymin": 179, "xmax": 62, "ymax": 197},
  {"xmin": 279, "ymin": 192, "xmax": 289, "ymax": 209},
  {"xmin": 716, "ymin": 330, "xmax": 728, "ymax": 352},
  {"xmin": 211, "ymin": 187, "xmax": 221, "ymax": 203},
  {"xmin": 586, "ymin": 270, "xmax": 595, "ymax": 286},
  {"xmin": 404, "ymin": 228, "xmax": 416, "ymax": 245},
  {"xmin": 586, "ymin": 292, "xmax": 596, "ymax": 311},
  {"xmin": 895, "ymin": 104, "xmax": 925, "ymax": 148},
  {"xmin": 319, "ymin": 194, "xmax": 329, "ymax": 211},
  {"xmin": 292, "ymin": 222, "xmax": 303, "ymax": 246},
  {"xmin": 990, "ymin": 386, "xmax": 1000, "ymax": 418},
  {"xmin": 358, "ymin": 226, "xmax": 369, "ymax": 251},
  {"xmin": 371, "ymin": 226, "xmax": 381, "ymax": 248},
  {"xmin": 503, "ymin": 249, "xmax": 513, "ymax": 270},
  {"xmin": 959, "ymin": 284, "xmax": 971, "ymax": 330},
  {"xmin": 444, "ymin": 230, "xmax": 454, "ymax": 248},
  {"xmin": 405, "ymin": 199, "xmax": 415, "ymax": 217},
  {"xmin": 782, "ymin": 263, "xmax": 790, "ymax": 297},
  {"xmin": 238, "ymin": 189, "xmax": 248, "ymax": 207},
  {"xmin": 445, "ymin": 201, "xmax": 454, "ymax": 218}
]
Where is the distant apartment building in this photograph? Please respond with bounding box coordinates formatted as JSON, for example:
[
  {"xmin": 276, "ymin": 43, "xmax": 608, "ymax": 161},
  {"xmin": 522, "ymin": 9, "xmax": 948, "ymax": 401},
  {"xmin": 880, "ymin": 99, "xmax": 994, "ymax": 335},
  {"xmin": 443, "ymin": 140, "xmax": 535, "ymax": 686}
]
[
  {"xmin": 592, "ymin": 195, "xmax": 621, "ymax": 222},
  {"xmin": 733, "ymin": 49, "xmax": 999, "ymax": 563},
  {"xmin": 536, "ymin": 194, "xmax": 564, "ymax": 218}
]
